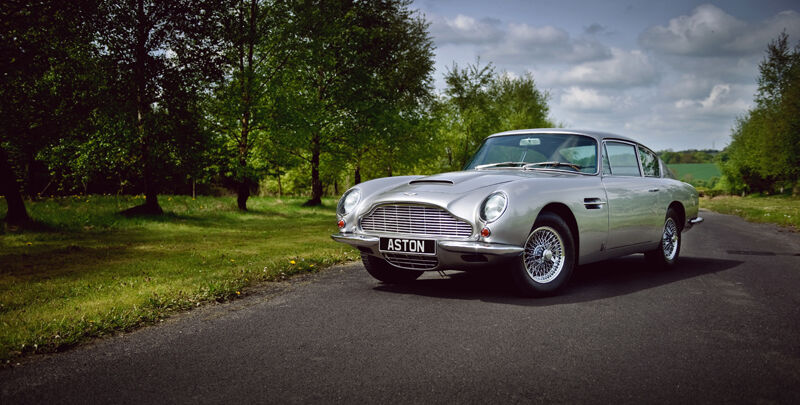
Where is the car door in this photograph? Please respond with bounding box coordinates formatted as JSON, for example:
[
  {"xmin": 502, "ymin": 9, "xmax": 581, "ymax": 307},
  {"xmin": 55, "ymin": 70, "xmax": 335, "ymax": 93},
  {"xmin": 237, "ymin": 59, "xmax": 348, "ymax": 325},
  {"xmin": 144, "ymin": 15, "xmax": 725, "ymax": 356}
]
[
  {"xmin": 637, "ymin": 144, "xmax": 669, "ymax": 241},
  {"xmin": 601, "ymin": 141, "xmax": 659, "ymax": 250}
]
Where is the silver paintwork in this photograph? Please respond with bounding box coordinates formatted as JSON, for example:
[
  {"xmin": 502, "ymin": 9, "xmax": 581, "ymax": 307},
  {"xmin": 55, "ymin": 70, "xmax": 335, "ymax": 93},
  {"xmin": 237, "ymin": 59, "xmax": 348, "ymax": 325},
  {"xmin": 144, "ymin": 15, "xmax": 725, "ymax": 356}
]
[{"xmin": 332, "ymin": 129, "xmax": 701, "ymax": 271}]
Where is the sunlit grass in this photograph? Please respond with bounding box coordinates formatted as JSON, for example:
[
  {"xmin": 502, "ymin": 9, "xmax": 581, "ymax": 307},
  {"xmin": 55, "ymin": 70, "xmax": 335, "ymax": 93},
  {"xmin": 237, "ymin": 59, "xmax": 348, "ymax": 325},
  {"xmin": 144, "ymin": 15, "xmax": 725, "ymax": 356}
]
[
  {"xmin": 0, "ymin": 195, "xmax": 356, "ymax": 361},
  {"xmin": 701, "ymin": 194, "xmax": 800, "ymax": 229}
]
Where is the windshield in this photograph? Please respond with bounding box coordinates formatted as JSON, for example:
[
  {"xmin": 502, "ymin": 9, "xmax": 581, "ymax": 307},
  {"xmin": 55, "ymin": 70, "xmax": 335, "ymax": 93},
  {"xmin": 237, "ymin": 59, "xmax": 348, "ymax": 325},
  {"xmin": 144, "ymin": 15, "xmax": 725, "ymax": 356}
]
[{"xmin": 464, "ymin": 133, "xmax": 598, "ymax": 174}]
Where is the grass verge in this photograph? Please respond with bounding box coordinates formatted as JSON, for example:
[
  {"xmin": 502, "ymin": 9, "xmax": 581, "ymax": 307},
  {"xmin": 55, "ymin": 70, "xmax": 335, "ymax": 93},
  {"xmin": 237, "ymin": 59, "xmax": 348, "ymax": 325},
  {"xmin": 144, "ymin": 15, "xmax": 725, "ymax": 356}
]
[
  {"xmin": 0, "ymin": 195, "xmax": 356, "ymax": 362},
  {"xmin": 701, "ymin": 194, "xmax": 800, "ymax": 229}
]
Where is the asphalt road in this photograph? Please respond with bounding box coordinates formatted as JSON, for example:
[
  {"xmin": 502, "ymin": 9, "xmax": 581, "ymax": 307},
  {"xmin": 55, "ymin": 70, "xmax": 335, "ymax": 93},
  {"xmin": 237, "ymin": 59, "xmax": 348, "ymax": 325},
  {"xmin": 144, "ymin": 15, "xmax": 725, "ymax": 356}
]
[{"xmin": 2, "ymin": 210, "xmax": 800, "ymax": 404}]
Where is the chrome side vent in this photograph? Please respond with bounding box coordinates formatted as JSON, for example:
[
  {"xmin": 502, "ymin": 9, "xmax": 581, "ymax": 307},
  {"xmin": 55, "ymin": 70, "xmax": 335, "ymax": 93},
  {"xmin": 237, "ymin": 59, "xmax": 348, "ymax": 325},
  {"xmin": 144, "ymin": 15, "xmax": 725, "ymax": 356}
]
[{"xmin": 583, "ymin": 198, "xmax": 606, "ymax": 210}]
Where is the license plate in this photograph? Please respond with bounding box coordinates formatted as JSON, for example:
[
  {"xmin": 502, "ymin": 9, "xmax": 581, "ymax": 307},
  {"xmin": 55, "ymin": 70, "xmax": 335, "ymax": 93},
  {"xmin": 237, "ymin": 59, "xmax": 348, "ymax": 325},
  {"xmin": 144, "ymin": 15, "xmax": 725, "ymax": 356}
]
[{"xmin": 379, "ymin": 237, "xmax": 436, "ymax": 255}]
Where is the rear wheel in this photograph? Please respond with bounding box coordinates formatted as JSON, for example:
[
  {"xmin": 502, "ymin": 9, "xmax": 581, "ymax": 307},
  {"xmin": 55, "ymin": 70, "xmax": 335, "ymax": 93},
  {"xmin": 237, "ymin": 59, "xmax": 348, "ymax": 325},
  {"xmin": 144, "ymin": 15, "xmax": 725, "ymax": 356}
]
[
  {"xmin": 361, "ymin": 253, "xmax": 424, "ymax": 283},
  {"xmin": 645, "ymin": 208, "xmax": 682, "ymax": 268},
  {"xmin": 511, "ymin": 212, "xmax": 576, "ymax": 296}
]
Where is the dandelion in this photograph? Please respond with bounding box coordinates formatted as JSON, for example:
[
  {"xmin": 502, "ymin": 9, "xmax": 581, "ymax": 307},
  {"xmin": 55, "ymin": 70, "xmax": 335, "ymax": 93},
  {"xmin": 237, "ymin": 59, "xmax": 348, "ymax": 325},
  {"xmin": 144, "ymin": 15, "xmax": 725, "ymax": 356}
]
[
  {"xmin": 290, "ymin": 260, "xmax": 296, "ymax": 265},
  {"xmin": 26, "ymin": 242, "xmax": 32, "ymax": 246},
  {"xmin": 310, "ymin": 264, "xmax": 314, "ymax": 268},
  {"xmin": 236, "ymin": 291, "xmax": 241, "ymax": 296},
  {"xmin": 230, "ymin": 259, "xmax": 235, "ymax": 263}
]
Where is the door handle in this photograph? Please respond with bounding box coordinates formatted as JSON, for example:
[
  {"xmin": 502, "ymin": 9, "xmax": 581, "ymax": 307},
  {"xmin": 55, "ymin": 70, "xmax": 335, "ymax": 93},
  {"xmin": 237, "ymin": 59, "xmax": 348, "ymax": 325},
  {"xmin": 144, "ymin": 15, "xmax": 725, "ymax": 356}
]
[{"xmin": 648, "ymin": 188, "xmax": 659, "ymax": 192}]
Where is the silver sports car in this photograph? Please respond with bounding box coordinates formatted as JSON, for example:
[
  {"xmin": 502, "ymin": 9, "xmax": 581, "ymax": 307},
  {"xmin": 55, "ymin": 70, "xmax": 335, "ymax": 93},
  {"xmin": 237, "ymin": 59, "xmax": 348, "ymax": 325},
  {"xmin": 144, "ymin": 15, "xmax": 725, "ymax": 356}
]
[{"xmin": 332, "ymin": 129, "xmax": 702, "ymax": 296}]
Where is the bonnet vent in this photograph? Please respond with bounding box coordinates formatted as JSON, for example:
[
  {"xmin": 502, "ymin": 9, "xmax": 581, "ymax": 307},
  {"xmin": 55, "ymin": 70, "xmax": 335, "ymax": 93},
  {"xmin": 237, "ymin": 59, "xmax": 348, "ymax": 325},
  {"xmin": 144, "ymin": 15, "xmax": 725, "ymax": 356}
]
[{"xmin": 408, "ymin": 179, "xmax": 454, "ymax": 185}]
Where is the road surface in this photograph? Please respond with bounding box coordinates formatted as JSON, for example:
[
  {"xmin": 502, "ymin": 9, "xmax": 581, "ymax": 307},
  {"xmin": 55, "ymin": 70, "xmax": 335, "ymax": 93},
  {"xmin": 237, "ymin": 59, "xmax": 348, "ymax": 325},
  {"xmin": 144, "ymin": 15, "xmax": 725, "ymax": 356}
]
[{"xmin": 2, "ymin": 210, "xmax": 800, "ymax": 403}]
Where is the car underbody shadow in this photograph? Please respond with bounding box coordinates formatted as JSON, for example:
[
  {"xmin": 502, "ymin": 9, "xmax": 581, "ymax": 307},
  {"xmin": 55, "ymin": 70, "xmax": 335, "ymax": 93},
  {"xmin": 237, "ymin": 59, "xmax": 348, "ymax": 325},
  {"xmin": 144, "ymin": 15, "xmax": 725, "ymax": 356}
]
[{"xmin": 372, "ymin": 255, "xmax": 743, "ymax": 306}]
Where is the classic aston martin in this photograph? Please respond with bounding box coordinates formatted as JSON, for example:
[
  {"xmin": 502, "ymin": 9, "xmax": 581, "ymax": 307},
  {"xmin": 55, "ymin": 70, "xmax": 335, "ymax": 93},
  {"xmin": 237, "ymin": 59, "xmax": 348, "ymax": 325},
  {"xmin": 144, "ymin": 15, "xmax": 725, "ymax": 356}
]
[{"xmin": 332, "ymin": 129, "xmax": 702, "ymax": 296}]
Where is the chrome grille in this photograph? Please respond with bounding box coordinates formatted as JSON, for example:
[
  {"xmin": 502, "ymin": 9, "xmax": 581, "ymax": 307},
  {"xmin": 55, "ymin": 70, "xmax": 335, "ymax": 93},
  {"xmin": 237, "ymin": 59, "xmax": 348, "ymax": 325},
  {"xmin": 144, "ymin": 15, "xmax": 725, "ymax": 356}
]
[
  {"xmin": 384, "ymin": 253, "xmax": 439, "ymax": 270},
  {"xmin": 360, "ymin": 204, "xmax": 473, "ymax": 238}
]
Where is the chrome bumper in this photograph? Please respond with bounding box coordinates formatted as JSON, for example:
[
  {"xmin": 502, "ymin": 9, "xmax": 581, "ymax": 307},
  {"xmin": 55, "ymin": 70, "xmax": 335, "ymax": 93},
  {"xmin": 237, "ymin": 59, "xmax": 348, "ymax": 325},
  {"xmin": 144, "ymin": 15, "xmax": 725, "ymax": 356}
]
[
  {"xmin": 684, "ymin": 216, "xmax": 703, "ymax": 231},
  {"xmin": 331, "ymin": 233, "xmax": 523, "ymax": 270},
  {"xmin": 331, "ymin": 233, "xmax": 522, "ymax": 256}
]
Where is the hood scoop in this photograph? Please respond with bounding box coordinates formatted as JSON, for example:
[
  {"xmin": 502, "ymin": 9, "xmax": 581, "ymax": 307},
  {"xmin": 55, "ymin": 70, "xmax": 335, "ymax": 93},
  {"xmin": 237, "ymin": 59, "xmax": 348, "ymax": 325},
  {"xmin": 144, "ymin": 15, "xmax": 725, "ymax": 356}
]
[{"xmin": 408, "ymin": 179, "xmax": 454, "ymax": 185}]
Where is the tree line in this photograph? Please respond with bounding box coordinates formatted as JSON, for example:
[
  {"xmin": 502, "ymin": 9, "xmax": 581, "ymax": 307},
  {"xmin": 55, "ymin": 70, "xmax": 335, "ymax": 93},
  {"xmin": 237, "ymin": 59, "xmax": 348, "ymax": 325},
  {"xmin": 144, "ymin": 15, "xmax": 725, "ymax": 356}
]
[
  {"xmin": 719, "ymin": 32, "xmax": 800, "ymax": 196},
  {"xmin": 1, "ymin": 0, "xmax": 555, "ymax": 226}
]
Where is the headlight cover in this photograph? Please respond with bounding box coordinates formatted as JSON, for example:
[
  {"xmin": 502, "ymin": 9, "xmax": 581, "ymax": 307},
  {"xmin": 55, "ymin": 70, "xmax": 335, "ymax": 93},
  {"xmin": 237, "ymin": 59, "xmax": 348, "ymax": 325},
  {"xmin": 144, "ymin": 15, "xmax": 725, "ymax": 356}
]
[
  {"xmin": 337, "ymin": 188, "xmax": 361, "ymax": 216},
  {"xmin": 480, "ymin": 192, "xmax": 507, "ymax": 223}
]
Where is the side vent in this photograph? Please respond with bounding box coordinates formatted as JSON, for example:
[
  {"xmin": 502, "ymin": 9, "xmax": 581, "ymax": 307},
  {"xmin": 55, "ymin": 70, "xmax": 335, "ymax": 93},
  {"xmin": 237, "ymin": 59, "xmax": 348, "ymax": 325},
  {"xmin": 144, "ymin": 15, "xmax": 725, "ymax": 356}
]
[{"xmin": 583, "ymin": 198, "xmax": 606, "ymax": 210}]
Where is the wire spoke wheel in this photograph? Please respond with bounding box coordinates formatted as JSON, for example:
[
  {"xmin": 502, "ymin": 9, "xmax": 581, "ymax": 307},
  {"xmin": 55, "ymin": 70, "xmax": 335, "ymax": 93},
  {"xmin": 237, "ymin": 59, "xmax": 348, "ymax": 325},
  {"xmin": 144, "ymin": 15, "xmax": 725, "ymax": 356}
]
[
  {"xmin": 523, "ymin": 226, "xmax": 565, "ymax": 284},
  {"xmin": 661, "ymin": 217, "xmax": 679, "ymax": 261}
]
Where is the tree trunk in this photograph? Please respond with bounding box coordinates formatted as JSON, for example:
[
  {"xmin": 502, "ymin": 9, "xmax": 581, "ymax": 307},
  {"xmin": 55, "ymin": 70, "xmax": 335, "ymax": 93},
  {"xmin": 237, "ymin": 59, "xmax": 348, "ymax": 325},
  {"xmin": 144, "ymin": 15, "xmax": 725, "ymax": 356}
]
[
  {"xmin": 304, "ymin": 133, "xmax": 323, "ymax": 206},
  {"xmin": 276, "ymin": 173, "xmax": 282, "ymax": 197},
  {"xmin": 237, "ymin": 179, "xmax": 250, "ymax": 210},
  {"xmin": 0, "ymin": 144, "xmax": 31, "ymax": 226},
  {"xmin": 130, "ymin": 0, "xmax": 161, "ymax": 216}
]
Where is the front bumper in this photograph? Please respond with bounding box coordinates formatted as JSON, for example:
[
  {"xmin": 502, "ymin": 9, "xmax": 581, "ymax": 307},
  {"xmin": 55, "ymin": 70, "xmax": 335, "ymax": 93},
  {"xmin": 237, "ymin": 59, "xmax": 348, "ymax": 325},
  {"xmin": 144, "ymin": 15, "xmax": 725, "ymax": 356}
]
[{"xmin": 331, "ymin": 233, "xmax": 523, "ymax": 270}]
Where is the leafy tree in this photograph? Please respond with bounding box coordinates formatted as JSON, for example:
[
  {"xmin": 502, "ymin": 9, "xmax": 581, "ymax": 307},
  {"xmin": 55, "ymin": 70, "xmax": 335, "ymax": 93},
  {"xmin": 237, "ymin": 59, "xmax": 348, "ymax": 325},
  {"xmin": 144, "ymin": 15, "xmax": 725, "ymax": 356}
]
[
  {"xmin": 206, "ymin": 0, "xmax": 296, "ymax": 210},
  {"xmin": 438, "ymin": 62, "xmax": 553, "ymax": 171},
  {"xmin": 287, "ymin": 0, "xmax": 435, "ymax": 206},
  {"xmin": 95, "ymin": 0, "xmax": 226, "ymax": 214},
  {"xmin": 1, "ymin": 0, "xmax": 100, "ymax": 226},
  {"xmin": 721, "ymin": 32, "xmax": 800, "ymax": 195}
]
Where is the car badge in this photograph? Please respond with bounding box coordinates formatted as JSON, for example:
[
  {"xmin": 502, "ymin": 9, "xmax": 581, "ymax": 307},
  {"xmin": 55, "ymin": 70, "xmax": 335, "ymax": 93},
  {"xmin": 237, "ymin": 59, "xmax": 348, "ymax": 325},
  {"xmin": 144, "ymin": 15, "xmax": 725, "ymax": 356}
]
[{"xmin": 403, "ymin": 192, "xmax": 417, "ymax": 196}]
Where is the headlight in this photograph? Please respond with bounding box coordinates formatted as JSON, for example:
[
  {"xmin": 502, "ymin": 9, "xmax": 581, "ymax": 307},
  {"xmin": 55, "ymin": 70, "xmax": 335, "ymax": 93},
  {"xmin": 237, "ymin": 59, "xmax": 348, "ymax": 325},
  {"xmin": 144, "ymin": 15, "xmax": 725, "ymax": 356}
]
[
  {"xmin": 337, "ymin": 188, "xmax": 361, "ymax": 215},
  {"xmin": 480, "ymin": 192, "xmax": 507, "ymax": 223}
]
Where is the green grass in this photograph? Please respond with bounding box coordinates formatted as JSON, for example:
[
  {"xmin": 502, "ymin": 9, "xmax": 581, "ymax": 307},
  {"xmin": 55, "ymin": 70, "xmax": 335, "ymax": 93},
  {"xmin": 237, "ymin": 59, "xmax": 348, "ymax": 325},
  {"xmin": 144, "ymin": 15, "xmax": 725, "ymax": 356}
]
[
  {"xmin": 0, "ymin": 195, "xmax": 356, "ymax": 362},
  {"xmin": 701, "ymin": 194, "xmax": 800, "ymax": 229},
  {"xmin": 668, "ymin": 163, "xmax": 721, "ymax": 181}
]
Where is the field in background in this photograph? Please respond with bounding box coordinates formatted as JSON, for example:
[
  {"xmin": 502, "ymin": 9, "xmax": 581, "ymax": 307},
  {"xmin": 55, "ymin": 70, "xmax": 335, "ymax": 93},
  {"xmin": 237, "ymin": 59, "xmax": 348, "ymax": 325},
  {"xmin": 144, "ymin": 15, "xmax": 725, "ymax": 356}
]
[
  {"xmin": 667, "ymin": 163, "xmax": 721, "ymax": 182},
  {"xmin": 0, "ymin": 195, "xmax": 354, "ymax": 361}
]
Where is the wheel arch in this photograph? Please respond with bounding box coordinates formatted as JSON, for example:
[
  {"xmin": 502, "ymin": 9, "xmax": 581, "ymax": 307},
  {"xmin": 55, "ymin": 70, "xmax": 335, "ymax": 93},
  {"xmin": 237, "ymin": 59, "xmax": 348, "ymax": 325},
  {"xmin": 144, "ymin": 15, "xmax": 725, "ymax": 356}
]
[
  {"xmin": 535, "ymin": 203, "xmax": 580, "ymax": 263},
  {"xmin": 668, "ymin": 201, "xmax": 686, "ymax": 231}
]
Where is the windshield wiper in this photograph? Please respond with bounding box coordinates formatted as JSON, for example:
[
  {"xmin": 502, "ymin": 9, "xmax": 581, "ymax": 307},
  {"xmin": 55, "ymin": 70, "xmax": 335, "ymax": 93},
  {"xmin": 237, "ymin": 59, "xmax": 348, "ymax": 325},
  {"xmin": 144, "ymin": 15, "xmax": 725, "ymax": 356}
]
[
  {"xmin": 524, "ymin": 161, "xmax": 582, "ymax": 172},
  {"xmin": 475, "ymin": 161, "xmax": 528, "ymax": 169}
]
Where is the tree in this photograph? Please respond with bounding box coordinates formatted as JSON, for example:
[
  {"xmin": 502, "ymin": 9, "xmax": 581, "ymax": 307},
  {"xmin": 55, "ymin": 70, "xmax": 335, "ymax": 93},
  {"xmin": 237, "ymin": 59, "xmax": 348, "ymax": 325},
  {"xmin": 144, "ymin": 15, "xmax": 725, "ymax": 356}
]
[
  {"xmin": 438, "ymin": 62, "xmax": 553, "ymax": 171},
  {"xmin": 721, "ymin": 32, "xmax": 800, "ymax": 195},
  {"xmin": 206, "ymin": 0, "xmax": 296, "ymax": 210},
  {"xmin": 280, "ymin": 0, "xmax": 434, "ymax": 206},
  {"xmin": 96, "ymin": 0, "xmax": 226, "ymax": 215},
  {"xmin": 1, "ymin": 0, "xmax": 100, "ymax": 226}
]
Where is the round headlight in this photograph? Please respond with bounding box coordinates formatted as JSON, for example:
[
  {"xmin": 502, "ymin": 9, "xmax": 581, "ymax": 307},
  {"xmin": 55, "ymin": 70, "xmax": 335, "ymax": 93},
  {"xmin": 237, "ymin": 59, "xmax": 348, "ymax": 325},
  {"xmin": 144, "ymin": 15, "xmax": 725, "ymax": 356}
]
[
  {"xmin": 480, "ymin": 192, "xmax": 507, "ymax": 223},
  {"xmin": 338, "ymin": 189, "xmax": 361, "ymax": 215}
]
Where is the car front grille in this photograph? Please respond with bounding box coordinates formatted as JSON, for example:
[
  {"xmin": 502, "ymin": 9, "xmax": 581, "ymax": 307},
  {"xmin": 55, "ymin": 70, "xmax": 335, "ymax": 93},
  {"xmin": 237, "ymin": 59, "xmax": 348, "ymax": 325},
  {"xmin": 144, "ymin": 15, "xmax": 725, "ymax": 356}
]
[
  {"xmin": 384, "ymin": 253, "xmax": 439, "ymax": 270},
  {"xmin": 360, "ymin": 204, "xmax": 473, "ymax": 238}
]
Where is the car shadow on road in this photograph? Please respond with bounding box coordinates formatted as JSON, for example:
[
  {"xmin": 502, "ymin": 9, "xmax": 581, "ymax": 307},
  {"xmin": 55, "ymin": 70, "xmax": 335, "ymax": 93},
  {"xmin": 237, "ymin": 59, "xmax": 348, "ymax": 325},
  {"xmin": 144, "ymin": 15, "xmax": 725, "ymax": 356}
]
[{"xmin": 373, "ymin": 255, "xmax": 743, "ymax": 306}]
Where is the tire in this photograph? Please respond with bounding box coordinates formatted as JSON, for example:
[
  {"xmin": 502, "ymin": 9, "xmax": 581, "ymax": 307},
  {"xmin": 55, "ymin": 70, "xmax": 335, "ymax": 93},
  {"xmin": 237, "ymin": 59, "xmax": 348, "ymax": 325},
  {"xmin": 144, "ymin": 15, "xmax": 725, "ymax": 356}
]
[
  {"xmin": 361, "ymin": 253, "xmax": 424, "ymax": 283},
  {"xmin": 510, "ymin": 212, "xmax": 576, "ymax": 297},
  {"xmin": 644, "ymin": 207, "xmax": 682, "ymax": 268}
]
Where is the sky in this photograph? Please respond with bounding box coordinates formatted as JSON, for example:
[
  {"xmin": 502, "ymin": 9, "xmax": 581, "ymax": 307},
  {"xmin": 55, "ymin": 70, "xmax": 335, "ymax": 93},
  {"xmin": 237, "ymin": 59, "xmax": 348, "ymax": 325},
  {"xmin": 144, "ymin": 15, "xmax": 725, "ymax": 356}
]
[{"xmin": 410, "ymin": 0, "xmax": 800, "ymax": 151}]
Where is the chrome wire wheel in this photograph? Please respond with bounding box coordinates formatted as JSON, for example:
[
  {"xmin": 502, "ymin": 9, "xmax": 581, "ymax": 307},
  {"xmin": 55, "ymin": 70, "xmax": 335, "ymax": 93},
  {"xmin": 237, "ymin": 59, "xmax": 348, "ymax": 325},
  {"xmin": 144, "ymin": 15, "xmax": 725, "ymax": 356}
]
[
  {"xmin": 523, "ymin": 226, "xmax": 565, "ymax": 284},
  {"xmin": 661, "ymin": 217, "xmax": 679, "ymax": 261}
]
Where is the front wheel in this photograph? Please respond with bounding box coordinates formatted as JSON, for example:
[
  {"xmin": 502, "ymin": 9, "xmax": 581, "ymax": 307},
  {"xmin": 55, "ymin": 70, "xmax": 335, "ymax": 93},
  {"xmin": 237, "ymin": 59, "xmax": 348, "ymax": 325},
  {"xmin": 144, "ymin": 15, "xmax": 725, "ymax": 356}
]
[
  {"xmin": 644, "ymin": 208, "xmax": 682, "ymax": 268},
  {"xmin": 510, "ymin": 212, "xmax": 576, "ymax": 297},
  {"xmin": 361, "ymin": 253, "xmax": 423, "ymax": 283}
]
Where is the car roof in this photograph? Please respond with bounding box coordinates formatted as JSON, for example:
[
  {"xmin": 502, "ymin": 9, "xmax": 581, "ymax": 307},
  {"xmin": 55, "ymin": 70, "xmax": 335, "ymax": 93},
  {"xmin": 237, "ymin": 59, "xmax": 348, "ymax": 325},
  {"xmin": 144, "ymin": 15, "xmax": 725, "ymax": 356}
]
[{"xmin": 486, "ymin": 128, "xmax": 640, "ymax": 145}]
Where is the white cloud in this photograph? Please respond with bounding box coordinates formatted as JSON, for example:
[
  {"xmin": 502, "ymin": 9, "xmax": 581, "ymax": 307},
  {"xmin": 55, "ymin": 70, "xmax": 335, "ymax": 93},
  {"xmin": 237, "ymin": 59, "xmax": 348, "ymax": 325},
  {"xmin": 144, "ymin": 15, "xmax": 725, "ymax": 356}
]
[
  {"xmin": 673, "ymin": 83, "xmax": 752, "ymax": 116},
  {"xmin": 559, "ymin": 87, "xmax": 615, "ymax": 111},
  {"xmin": 558, "ymin": 48, "xmax": 658, "ymax": 87},
  {"xmin": 640, "ymin": 4, "xmax": 800, "ymax": 56},
  {"xmin": 430, "ymin": 14, "xmax": 504, "ymax": 45}
]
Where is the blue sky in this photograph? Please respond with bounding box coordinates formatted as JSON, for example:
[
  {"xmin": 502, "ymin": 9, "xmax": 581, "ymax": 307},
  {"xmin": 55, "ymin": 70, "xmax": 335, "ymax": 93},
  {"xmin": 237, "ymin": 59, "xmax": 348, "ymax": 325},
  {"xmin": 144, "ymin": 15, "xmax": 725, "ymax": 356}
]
[{"xmin": 411, "ymin": 0, "xmax": 800, "ymax": 150}]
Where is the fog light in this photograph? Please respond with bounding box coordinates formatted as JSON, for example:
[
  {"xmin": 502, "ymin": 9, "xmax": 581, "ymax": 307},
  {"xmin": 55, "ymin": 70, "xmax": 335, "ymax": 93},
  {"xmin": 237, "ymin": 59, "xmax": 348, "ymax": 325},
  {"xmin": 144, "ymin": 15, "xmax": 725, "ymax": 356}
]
[
  {"xmin": 481, "ymin": 227, "xmax": 491, "ymax": 237},
  {"xmin": 337, "ymin": 219, "xmax": 345, "ymax": 228}
]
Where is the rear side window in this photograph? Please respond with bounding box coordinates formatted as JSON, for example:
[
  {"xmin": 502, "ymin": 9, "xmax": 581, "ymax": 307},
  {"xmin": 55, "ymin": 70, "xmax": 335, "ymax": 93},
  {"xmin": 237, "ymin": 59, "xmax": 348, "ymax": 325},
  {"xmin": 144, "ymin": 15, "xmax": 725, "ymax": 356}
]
[
  {"xmin": 604, "ymin": 142, "xmax": 641, "ymax": 176},
  {"xmin": 638, "ymin": 146, "xmax": 660, "ymax": 177}
]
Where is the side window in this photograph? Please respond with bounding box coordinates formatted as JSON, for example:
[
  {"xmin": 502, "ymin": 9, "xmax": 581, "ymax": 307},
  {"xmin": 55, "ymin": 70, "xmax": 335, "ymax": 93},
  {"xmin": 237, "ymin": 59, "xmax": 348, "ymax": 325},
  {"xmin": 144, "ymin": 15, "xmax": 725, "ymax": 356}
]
[
  {"xmin": 605, "ymin": 142, "xmax": 641, "ymax": 176},
  {"xmin": 601, "ymin": 144, "xmax": 612, "ymax": 175},
  {"xmin": 638, "ymin": 146, "xmax": 660, "ymax": 177}
]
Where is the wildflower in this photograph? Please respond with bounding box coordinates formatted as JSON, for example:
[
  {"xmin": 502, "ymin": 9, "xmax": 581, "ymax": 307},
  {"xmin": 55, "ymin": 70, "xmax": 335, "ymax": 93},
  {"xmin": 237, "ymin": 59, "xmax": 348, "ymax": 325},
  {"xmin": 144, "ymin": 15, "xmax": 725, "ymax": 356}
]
[
  {"xmin": 290, "ymin": 260, "xmax": 296, "ymax": 265},
  {"xmin": 310, "ymin": 264, "xmax": 314, "ymax": 268},
  {"xmin": 230, "ymin": 259, "xmax": 235, "ymax": 263},
  {"xmin": 26, "ymin": 242, "xmax": 32, "ymax": 246},
  {"xmin": 236, "ymin": 291, "xmax": 241, "ymax": 296}
]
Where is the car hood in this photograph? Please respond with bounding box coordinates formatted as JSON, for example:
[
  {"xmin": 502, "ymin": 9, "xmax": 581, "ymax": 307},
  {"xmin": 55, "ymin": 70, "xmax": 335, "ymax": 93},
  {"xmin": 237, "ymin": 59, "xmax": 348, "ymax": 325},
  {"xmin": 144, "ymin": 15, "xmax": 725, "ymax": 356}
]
[{"xmin": 372, "ymin": 169, "xmax": 567, "ymax": 198}]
